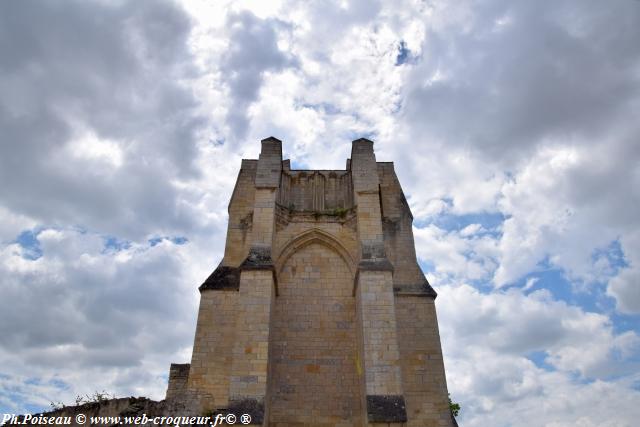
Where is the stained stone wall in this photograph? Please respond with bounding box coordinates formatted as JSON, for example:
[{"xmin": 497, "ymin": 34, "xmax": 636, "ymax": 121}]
[
  {"xmin": 187, "ymin": 291, "xmax": 237, "ymax": 409},
  {"xmin": 270, "ymin": 243, "xmax": 362, "ymax": 426},
  {"xmin": 167, "ymin": 137, "xmax": 455, "ymax": 427},
  {"xmin": 396, "ymin": 297, "xmax": 453, "ymax": 427}
]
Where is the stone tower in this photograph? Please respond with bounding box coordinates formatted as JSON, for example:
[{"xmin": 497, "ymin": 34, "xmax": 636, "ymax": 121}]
[{"xmin": 166, "ymin": 137, "xmax": 455, "ymax": 427}]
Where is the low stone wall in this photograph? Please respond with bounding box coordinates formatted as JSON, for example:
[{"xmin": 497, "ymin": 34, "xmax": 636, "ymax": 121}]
[{"xmin": 3, "ymin": 395, "xmax": 208, "ymax": 427}]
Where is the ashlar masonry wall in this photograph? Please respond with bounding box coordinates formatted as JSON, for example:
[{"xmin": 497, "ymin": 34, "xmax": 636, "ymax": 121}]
[{"xmin": 270, "ymin": 242, "xmax": 362, "ymax": 426}]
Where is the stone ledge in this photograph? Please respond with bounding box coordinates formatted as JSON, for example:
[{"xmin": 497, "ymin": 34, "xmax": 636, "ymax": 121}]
[
  {"xmin": 366, "ymin": 394, "xmax": 408, "ymax": 423},
  {"xmin": 352, "ymin": 258, "xmax": 395, "ymax": 296},
  {"xmin": 358, "ymin": 259, "xmax": 394, "ymax": 272},
  {"xmin": 393, "ymin": 282, "xmax": 437, "ymax": 298},
  {"xmin": 199, "ymin": 265, "xmax": 240, "ymax": 292}
]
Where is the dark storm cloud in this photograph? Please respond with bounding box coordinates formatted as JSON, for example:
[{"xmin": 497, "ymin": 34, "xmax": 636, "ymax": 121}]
[
  {"xmin": 221, "ymin": 11, "xmax": 296, "ymax": 140},
  {"xmin": 0, "ymin": 0, "xmax": 204, "ymax": 240}
]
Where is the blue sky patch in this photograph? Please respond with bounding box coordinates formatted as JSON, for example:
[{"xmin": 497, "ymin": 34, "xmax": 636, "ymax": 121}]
[
  {"xmin": 148, "ymin": 236, "xmax": 189, "ymax": 247},
  {"xmin": 590, "ymin": 239, "xmax": 628, "ymax": 276},
  {"xmin": 395, "ymin": 41, "xmax": 411, "ymax": 65},
  {"xmin": 514, "ymin": 266, "xmax": 591, "ymax": 308},
  {"xmin": 103, "ymin": 236, "xmax": 131, "ymax": 253},
  {"xmin": 415, "ymin": 211, "xmax": 505, "ymax": 234},
  {"xmin": 610, "ymin": 311, "xmax": 640, "ymax": 337},
  {"xmin": 418, "ymin": 259, "xmax": 436, "ymax": 275},
  {"xmin": 171, "ymin": 236, "xmax": 188, "ymax": 245},
  {"xmin": 14, "ymin": 229, "xmax": 44, "ymax": 260},
  {"xmin": 290, "ymin": 159, "xmax": 309, "ymax": 170},
  {"xmin": 526, "ymin": 350, "xmax": 555, "ymax": 371}
]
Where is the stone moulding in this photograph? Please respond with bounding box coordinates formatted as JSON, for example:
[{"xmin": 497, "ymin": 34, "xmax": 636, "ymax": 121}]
[
  {"xmin": 393, "ymin": 281, "xmax": 438, "ymax": 298},
  {"xmin": 352, "ymin": 259, "xmax": 395, "ymax": 296},
  {"xmin": 358, "ymin": 258, "xmax": 395, "ymax": 272},
  {"xmin": 275, "ymin": 228, "xmax": 356, "ymax": 279}
]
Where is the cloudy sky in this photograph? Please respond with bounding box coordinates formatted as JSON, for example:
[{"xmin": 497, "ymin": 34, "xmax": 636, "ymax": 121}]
[{"xmin": 1, "ymin": 0, "xmax": 639, "ymax": 425}]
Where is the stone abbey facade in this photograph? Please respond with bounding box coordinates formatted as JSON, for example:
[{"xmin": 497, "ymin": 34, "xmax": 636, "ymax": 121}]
[{"xmin": 166, "ymin": 137, "xmax": 455, "ymax": 427}]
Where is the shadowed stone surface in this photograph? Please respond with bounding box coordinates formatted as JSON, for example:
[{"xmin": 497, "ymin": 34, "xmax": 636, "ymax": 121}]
[
  {"xmin": 366, "ymin": 395, "xmax": 408, "ymax": 423},
  {"xmin": 393, "ymin": 281, "xmax": 438, "ymax": 298},
  {"xmin": 240, "ymin": 246, "xmax": 275, "ymax": 270},
  {"xmin": 199, "ymin": 265, "xmax": 240, "ymax": 292},
  {"xmin": 226, "ymin": 398, "xmax": 264, "ymax": 424}
]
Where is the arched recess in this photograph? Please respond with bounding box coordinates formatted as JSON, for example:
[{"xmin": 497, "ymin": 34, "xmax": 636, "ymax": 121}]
[
  {"xmin": 269, "ymin": 229, "xmax": 363, "ymax": 425},
  {"xmin": 275, "ymin": 228, "xmax": 356, "ymax": 283}
]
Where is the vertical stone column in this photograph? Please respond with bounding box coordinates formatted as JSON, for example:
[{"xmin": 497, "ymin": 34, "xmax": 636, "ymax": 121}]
[
  {"xmin": 227, "ymin": 137, "xmax": 282, "ymax": 425},
  {"xmin": 187, "ymin": 287, "xmax": 238, "ymax": 411},
  {"xmin": 227, "ymin": 269, "xmax": 274, "ymax": 424},
  {"xmin": 351, "ymin": 138, "xmax": 408, "ymax": 425}
]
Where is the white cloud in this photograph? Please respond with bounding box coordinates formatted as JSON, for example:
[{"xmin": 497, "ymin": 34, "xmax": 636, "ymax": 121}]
[
  {"xmin": 0, "ymin": 1, "xmax": 639, "ymax": 425},
  {"xmin": 0, "ymin": 207, "xmax": 36, "ymax": 244},
  {"xmin": 0, "ymin": 227, "xmax": 216, "ymax": 410},
  {"xmin": 440, "ymin": 285, "xmax": 639, "ymax": 377},
  {"xmin": 523, "ymin": 276, "xmax": 539, "ymax": 291},
  {"xmin": 493, "ymin": 136, "xmax": 639, "ymax": 288},
  {"xmin": 438, "ymin": 284, "xmax": 640, "ymax": 426},
  {"xmin": 414, "ymin": 224, "xmax": 499, "ymax": 283},
  {"xmin": 65, "ymin": 127, "xmax": 124, "ymax": 169}
]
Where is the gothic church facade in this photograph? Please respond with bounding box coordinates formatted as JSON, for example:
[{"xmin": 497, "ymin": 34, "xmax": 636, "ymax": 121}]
[{"xmin": 166, "ymin": 137, "xmax": 455, "ymax": 427}]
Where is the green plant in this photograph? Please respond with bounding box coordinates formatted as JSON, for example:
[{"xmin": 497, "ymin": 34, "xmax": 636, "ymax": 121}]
[{"xmin": 449, "ymin": 394, "xmax": 461, "ymax": 417}]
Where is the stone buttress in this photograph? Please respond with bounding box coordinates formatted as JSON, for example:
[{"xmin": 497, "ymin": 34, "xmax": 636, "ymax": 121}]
[{"xmin": 166, "ymin": 137, "xmax": 456, "ymax": 427}]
